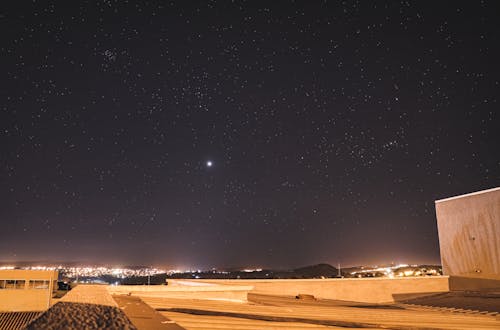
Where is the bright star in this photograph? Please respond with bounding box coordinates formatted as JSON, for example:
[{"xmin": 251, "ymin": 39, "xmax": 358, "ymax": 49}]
[{"xmin": 206, "ymin": 161, "xmax": 213, "ymax": 167}]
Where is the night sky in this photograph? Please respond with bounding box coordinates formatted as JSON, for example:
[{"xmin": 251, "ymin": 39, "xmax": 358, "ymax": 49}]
[{"xmin": 1, "ymin": 1, "xmax": 499, "ymax": 269}]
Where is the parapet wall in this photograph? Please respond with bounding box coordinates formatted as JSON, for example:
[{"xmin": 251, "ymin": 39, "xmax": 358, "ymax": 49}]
[
  {"xmin": 108, "ymin": 282, "xmax": 252, "ymax": 302},
  {"xmin": 197, "ymin": 277, "xmax": 450, "ymax": 303}
]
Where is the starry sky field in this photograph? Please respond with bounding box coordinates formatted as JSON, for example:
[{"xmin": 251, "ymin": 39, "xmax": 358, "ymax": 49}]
[{"xmin": 1, "ymin": 1, "xmax": 499, "ymax": 268}]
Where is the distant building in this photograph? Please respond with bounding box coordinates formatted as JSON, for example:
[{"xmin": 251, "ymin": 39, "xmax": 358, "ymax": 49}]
[
  {"xmin": 0, "ymin": 270, "xmax": 58, "ymax": 311},
  {"xmin": 435, "ymin": 187, "xmax": 500, "ymax": 291}
]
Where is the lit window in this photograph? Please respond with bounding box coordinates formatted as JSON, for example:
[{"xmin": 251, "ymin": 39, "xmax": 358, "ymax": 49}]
[
  {"xmin": 30, "ymin": 280, "xmax": 49, "ymax": 289},
  {"xmin": 3, "ymin": 280, "xmax": 25, "ymax": 289}
]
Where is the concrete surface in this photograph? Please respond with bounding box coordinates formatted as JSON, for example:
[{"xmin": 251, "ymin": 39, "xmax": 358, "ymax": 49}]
[
  {"xmin": 5, "ymin": 280, "xmax": 497, "ymax": 329},
  {"xmin": 196, "ymin": 276, "xmax": 450, "ymax": 303},
  {"xmin": 435, "ymin": 187, "xmax": 500, "ymax": 290},
  {"xmin": 108, "ymin": 281, "xmax": 252, "ymax": 302},
  {"xmin": 60, "ymin": 284, "xmax": 118, "ymax": 306},
  {"xmin": 144, "ymin": 294, "xmax": 500, "ymax": 330},
  {"xmin": 113, "ymin": 295, "xmax": 185, "ymax": 330}
]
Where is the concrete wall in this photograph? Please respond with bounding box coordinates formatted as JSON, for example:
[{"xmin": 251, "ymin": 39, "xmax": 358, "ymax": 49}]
[
  {"xmin": 108, "ymin": 282, "xmax": 252, "ymax": 302},
  {"xmin": 0, "ymin": 270, "xmax": 58, "ymax": 311},
  {"xmin": 435, "ymin": 187, "xmax": 500, "ymax": 290},
  {"xmin": 197, "ymin": 277, "xmax": 450, "ymax": 303},
  {"xmin": 0, "ymin": 290, "xmax": 53, "ymax": 311}
]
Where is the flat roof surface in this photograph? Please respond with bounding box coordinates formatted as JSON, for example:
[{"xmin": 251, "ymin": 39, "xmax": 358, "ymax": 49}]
[
  {"xmin": 435, "ymin": 187, "xmax": 500, "ymax": 204},
  {"xmin": 28, "ymin": 285, "xmax": 500, "ymax": 329},
  {"xmin": 142, "ymin": 293, "xmax": 500, "ymax": 330},
  {"xmin": 59, "ymin": 284, "xmax": 117, "ymax": 306}
]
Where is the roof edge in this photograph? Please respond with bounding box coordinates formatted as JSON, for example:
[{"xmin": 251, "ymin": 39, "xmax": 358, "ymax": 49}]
[{"xmin": 435, "ymin": 187, "xmax": 500, "ymax": 204}]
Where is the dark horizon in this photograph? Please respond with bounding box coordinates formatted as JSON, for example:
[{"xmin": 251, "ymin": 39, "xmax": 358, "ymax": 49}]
[{"xmin": 1, "ymin": 1, "xmax": 498, "ymax": 269}]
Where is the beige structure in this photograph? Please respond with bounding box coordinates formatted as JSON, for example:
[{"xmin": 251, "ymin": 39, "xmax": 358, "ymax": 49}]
[
  {"xmin": 194, "ymin": 277, "xmax": 449, "ymax": 303},
  {"xmin": 0, "ymin": 270, "xmax": 58, "ymax": 311},
  {"xmin": 108, "ymin": 281, "xmax": 252, "ymax": 301},
  {"xmin": 435, "ymin": 187, "xmax": 500, "ymax": 291},
  {"xmin": 144, "ymin": 291, "xmax": 500, "ymax": 330},
  {"xmin": 61, "ymin": 284, "xmax": 118, "ymax": 306},
  {"xmin": 107, "ymin": 279, "xmax": 499, "ymax": 329}
]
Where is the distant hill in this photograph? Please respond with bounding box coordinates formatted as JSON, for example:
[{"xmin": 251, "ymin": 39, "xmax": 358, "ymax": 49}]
[
  {"xmin": 163, "ymin": 263, "xmax": 342, "ymax": 280},
  {"xmin": 291, "ymin": 263, "xmax": 340, "ymax": 278}
]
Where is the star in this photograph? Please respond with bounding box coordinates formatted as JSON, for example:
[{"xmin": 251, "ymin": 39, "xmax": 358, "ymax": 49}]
[{"xmin": 2, "ymin": 0, "xmax": 497, "ymax": 269}]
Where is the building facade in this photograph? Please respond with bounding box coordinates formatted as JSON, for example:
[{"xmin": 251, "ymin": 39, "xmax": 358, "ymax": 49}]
[{"xmin": 0, "ymin": 270, "xmax": 58, "ymax": 311}]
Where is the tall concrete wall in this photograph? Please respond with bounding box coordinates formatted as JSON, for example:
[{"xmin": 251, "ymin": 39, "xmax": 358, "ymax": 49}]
[
  {"xmin": 435, "ymin": 187, "xmax": 500, "ymax": 290},
  {"xmin": 197, "ymin": 277, "xmax": 450, "ymax": 303}
]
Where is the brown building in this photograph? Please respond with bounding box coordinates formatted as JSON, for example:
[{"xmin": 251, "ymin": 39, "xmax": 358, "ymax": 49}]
[{"xmin": 0, "ymin": 270, "xmax": 58, "ymax": 311}]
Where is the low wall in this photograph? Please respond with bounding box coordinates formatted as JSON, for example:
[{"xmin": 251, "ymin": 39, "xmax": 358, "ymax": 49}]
[
  {"xmin": 108, "ymin": 282, "xmax": 252, "ymax": 302},
  {"xmin": 197, "ymin": 277, "xmax": 450, "ymax": 303}
]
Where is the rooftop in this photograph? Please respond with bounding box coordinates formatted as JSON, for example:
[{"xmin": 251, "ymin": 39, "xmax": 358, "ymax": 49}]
[
  {"xmin": 2, "ymin": 278, "xmax": 499, "ymax": 329},
  {"xmin": 17, "ymin": 282, "xmax": 500, "ymax": 330}
]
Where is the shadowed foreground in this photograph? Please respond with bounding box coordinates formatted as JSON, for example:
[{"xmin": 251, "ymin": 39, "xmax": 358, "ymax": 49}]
[
  {"xmin": 0, "ymin": 311, "xmax": 42, "ymax": 330},
  {"xmin": 26, "ymin": 302, "xmax": 137, "ymax": 330},
  {"xmin": 399, "ymin": 291, "xmax": 500, "ymax": 314}
]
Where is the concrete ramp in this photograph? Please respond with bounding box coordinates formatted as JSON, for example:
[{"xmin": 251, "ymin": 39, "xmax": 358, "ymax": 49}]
[{"xmin": 113, "ymin": 295, "xmax": 184, "ymax": 330}]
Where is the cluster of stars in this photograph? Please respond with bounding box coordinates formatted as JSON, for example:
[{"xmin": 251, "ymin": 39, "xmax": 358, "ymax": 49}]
[{"xmin": 0, "ymin": 1, "xmax": 498, "ymax": 268}]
